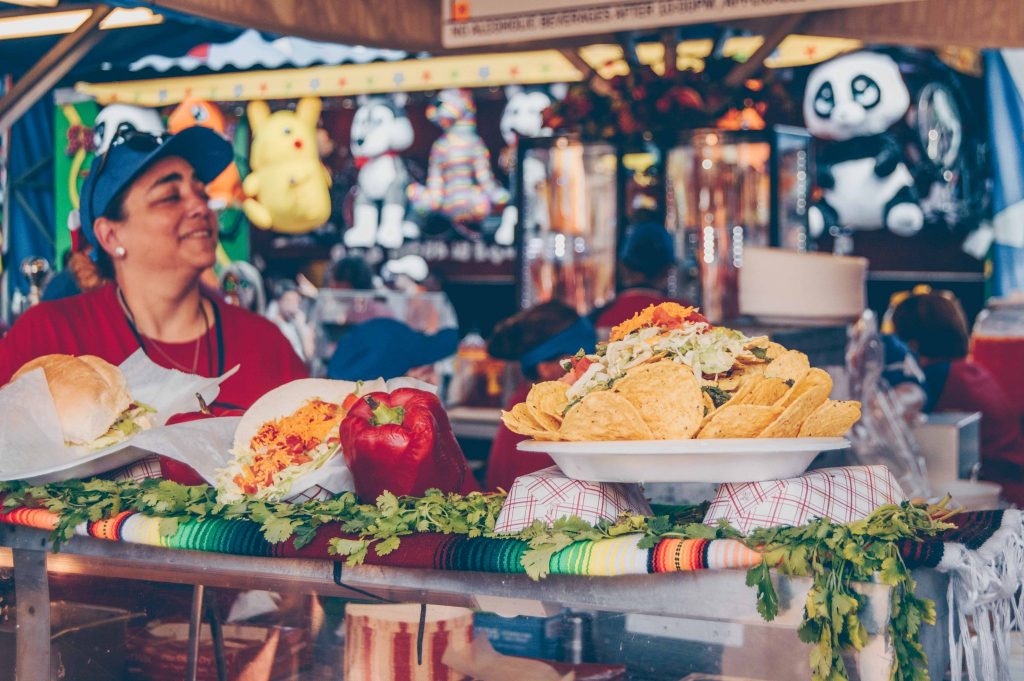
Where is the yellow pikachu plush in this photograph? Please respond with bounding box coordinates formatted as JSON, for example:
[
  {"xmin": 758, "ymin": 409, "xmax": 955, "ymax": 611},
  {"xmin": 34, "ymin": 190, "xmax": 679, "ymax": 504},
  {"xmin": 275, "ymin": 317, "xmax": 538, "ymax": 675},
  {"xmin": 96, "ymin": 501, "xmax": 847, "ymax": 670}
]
[{"xmin": 243, "ymin": 97, "xmax": 332, "ymax": 234}]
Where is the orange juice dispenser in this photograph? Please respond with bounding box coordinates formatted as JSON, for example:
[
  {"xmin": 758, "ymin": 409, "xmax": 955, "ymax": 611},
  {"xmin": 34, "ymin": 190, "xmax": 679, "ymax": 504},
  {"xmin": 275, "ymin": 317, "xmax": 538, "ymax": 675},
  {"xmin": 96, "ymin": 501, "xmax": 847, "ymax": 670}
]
[
  {"xmin": 665, "ymin": 127, "xmax": 811, "ymax": 322},
  {"xmin": 515, "ymin": 135, "xmax": 619, "ymax": 315}
]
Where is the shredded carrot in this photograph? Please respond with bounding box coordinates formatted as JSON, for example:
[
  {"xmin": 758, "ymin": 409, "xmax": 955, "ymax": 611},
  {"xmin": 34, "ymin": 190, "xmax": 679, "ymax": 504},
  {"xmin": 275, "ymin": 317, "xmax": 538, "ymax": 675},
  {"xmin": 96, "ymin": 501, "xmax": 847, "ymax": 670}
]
[
  {"xmin": 609, "ymin": 303, "xmax": 699, "ymax": 341},
  {"xmin": 233, "ymin": 399, "xmax": 345, "ymax": 494}
]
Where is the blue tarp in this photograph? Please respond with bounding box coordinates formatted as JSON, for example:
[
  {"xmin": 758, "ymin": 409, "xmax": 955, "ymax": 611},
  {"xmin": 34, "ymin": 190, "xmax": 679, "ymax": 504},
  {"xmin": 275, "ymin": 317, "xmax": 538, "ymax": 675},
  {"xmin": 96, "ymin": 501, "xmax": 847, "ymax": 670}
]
[
  {"xmin": 5, "ymin": 95, "xmax": 55, "ymax": 298},
  {"xmin": 984, "ymin": 49, "xmax": 1024, "ymax": 297}
]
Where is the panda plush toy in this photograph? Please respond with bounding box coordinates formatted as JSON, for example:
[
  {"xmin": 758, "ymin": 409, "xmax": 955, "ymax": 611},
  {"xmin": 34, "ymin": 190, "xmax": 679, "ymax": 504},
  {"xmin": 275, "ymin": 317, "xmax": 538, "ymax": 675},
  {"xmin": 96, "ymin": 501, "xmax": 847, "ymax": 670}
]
[{"xmin": 804, "ymin": 51, "xmax": 924, "ymax": 239}]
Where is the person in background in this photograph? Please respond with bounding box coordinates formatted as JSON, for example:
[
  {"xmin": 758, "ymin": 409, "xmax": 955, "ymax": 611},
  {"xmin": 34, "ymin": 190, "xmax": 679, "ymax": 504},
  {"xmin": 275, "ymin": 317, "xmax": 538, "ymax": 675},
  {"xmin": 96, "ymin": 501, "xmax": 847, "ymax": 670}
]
[
  {"xmin": 327, "ymin": 316, "xmax": 459, "ymax": 385},
  {"xmin": 266, "ymin": 279, "xmax": 315, "ymax": 363},
  {"xmin": 892, "ymin": 291, "xmax": 1024, "ymax": 505},
  {"xmin": 485, "ymin": 301, "xmax": 597, "ymax": 490},
  {"xmin": 590, "ymin": 216, "xmax": 681, "ymax": 336},
  {"xmin": 331, "ymin": 255, "xmax": 376, "ymax": 290},
  {"xmin": 41, "ymin": 244, "xmax": 109, "ymax": 302}
]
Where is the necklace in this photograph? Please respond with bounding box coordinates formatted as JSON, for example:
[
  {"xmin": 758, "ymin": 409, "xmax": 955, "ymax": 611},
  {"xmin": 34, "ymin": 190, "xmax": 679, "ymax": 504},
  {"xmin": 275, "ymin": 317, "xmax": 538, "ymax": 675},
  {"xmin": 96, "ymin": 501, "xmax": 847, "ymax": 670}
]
[{"xmin": 116, "ymin": 286, "xmax": 211, "ymax": 375}]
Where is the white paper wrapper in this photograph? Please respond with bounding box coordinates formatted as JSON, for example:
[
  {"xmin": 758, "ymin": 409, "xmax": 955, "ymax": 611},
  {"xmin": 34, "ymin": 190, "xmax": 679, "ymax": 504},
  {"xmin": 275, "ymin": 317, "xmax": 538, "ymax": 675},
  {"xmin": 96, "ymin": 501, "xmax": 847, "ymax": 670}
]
[
  {"xmin": 213, "ymin": 375, "xmax": 434, "ymax": 504},
  {"xmin": 0, "ymin": 350, "xmax": 238, "ymax": 483}
]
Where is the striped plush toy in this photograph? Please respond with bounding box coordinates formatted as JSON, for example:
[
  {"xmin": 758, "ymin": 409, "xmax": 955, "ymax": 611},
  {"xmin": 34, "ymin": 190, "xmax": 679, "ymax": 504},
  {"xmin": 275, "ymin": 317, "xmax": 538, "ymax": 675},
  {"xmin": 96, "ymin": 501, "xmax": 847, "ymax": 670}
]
[{"xmin": 408, "ymin": 88, "xmax": 509, "ymax": 225}]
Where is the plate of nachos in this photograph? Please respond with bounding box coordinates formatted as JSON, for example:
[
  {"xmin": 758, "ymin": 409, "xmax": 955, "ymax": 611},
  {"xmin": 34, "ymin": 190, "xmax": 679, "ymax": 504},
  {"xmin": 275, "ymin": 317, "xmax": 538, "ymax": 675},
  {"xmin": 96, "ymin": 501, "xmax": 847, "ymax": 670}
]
[{"xmin": 506, "ymin": 303, "xmax": 860, "ymax": 482}]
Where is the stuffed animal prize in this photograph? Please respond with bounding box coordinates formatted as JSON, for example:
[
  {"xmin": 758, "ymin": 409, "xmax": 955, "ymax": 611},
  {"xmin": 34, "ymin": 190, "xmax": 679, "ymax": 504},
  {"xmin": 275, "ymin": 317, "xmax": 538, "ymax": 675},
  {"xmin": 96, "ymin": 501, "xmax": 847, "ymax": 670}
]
[
  {"xmin": 93, "ymin": 104, "xmax": 164, "ymax": 155},
  {"xmin": 408, "ymin": 89, "xmax": 509, "ymax": 226},
  {"xmin": 804, "ymin": 51, "xmax": 924, "ymax": 239},
  {"xmin": 243, "ymin": 97, "xmax": 332, "ymax": 234},
  {"xmin": 168, "ymin": 98, "xmax": 243, "ymax": 208},
  {"xmin": 345, "ymin": 95, "xmax": 418, "ymax": 249},
  {"xmin": 494, "ymin": 85, "xmax": 565, "ymax": 246}
]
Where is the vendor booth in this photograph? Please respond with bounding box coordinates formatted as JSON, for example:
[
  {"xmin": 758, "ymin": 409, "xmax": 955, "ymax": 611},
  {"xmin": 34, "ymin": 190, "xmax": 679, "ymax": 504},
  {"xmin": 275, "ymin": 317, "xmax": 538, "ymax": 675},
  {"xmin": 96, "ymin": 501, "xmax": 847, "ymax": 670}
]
[{"xmin": 1, "ymin": 2, "xmax": 1024, "ymax": 681}]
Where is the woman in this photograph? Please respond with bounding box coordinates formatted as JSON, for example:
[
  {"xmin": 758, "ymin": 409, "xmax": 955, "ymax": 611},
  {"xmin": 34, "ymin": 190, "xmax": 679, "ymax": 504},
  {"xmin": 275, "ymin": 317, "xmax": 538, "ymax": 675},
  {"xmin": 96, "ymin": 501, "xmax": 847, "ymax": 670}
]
[
  {"xmin": 892, "ymin": 292, "xmax": 1024, "ymax": 505},
  {"xmin": 0, "ymin": 127, "xmax": 307, "ymax": 414},
  {"xmin": 484, "ymin": 301, "xmax": 597, "ymax": 490},
  {"xmin": 0, "ymin": 128, "xmax": 310, "ymax": 622}
]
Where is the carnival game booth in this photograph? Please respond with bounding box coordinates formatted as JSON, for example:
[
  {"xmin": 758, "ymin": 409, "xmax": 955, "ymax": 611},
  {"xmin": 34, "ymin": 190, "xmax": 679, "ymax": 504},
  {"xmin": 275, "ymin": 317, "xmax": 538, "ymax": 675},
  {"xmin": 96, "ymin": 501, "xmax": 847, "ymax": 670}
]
[{"xmin": 1, "ymin": 3, "xmax": 1023, "ymax": 681}]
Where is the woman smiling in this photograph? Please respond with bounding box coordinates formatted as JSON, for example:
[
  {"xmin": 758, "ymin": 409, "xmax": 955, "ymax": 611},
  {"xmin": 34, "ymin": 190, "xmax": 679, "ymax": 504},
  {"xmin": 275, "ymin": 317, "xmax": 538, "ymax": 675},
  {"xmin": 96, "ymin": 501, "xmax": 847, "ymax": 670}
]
[{"xmin": 0, "ymin": 127, "xmax": 306, "ymax": 416}]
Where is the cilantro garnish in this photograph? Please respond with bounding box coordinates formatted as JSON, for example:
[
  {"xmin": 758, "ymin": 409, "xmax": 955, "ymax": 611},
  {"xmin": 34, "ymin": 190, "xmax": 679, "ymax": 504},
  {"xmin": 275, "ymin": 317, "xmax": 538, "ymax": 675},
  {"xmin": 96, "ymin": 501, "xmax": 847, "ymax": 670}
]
[{"xmin": 0, "ymin": 480, "xmax": 951, "ymax": 681}]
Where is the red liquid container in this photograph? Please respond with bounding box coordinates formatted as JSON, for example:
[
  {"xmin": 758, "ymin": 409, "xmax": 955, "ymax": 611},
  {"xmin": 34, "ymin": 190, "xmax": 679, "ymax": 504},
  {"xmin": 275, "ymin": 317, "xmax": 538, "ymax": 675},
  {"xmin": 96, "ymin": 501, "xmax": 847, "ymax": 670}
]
[
  {"xmin": 971, "ymin": 297, "xmax": 1024, "ymax": 418},
  {"xmin": 971, "ymin": 336, "xmax": 1024, "ymax": 415}
]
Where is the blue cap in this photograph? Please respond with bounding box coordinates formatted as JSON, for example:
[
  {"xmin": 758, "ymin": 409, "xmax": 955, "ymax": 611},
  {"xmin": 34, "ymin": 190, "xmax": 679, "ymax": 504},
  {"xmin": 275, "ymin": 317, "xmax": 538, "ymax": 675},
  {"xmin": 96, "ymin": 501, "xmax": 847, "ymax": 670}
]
[
  {"xmin": 620, "ymin": 221, "xmax": 676, "ymax": 277},
  {"xmin": 327, "ymin": 317, "xmax": 460, "ymax": 381},
  {"xmin": 80, "ymin": 126, "xmax": 233, "ymax": 250}
]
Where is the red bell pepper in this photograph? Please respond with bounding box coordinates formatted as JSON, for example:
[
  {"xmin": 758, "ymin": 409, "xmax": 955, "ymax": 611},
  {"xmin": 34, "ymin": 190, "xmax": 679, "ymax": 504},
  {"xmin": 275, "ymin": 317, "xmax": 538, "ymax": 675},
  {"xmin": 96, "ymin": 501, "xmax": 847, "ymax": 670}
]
[{"xmin": 339, "ymin": 387, "xmax": 480, "ymax": 501}]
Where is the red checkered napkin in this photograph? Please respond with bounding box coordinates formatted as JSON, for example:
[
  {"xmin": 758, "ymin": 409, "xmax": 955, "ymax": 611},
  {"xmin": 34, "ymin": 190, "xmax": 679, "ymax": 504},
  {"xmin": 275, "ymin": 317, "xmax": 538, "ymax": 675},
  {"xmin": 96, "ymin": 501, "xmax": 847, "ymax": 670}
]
[
  {"xmin": 703, "ymin": 465, "xmax": 906, "ymax": 535},
  {"xmin": 494, "ymin": 465, "xmax": 651, "ymax": 534}
]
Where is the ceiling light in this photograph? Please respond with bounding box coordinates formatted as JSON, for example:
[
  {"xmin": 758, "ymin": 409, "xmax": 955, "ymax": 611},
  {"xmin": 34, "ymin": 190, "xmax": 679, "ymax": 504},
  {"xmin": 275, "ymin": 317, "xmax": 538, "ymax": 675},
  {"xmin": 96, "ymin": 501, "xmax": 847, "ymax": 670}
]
[{"xmin": 0, "ymin": 7, "xmax": 162, "ymax": 40}]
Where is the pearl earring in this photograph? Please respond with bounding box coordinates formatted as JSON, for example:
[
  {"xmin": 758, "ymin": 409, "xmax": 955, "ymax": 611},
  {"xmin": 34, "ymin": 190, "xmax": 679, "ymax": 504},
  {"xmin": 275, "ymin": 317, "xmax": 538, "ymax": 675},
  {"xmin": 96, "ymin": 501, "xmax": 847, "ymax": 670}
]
[{"xmin": 114, "ymin": 246, "xmax": 126, "ymax": 258}]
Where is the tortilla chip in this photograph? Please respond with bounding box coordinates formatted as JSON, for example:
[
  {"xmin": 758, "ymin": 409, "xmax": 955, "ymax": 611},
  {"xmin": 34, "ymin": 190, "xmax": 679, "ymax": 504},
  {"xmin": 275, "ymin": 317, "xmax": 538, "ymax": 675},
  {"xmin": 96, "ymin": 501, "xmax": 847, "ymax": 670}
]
[
  {"xmin": 696, "ymin": 404, "xmax": 784, "ymax": 439},
  {"xmin": 764, "ymin": 349, "xmax": 811, "ymax": 383},
  {"xmin": 765, "ymin": 342, "xmax": 787, "ymax": 360},
  {"xmin": 776, "ymin": 368, "xmax": 833, "ymax": 409},
  {"xmin": 726, "ymin": 371, "xmax": 765, "ymax": 404},
  {"xmin": 613, "ymin": 361, "xmax": 703, "ymax": 439},
  {"xmin": 512, "ymin": 403, "xmax": 547, "ymax": 429},
  {"xmin": 716, "ymin": 362, "xmax": 767, "ymax": 391},
  {"xmin": 526, "ymin": 381, "xmax": 569, "ymax": 430},
  {"xmin": 798, "ymin": 400, "xmax": 862, "ymax": 437},
  {"xmin": 738, "ymin": 376, "xmax": 791, "ymax": 406},
  {"xmin": 501, "ymin": 407, "xmax": 562, "ymax": 440},
  {"xmin": 702, "ymin": 390, "xmax": 715, "ymax": 416},
  {"xmin": 758, "ymin": 384, "xmax": 830, "ymax": 438},
  {"xmin": 559, "ymin": 391, "xmax": 654, "ymax": 441}
]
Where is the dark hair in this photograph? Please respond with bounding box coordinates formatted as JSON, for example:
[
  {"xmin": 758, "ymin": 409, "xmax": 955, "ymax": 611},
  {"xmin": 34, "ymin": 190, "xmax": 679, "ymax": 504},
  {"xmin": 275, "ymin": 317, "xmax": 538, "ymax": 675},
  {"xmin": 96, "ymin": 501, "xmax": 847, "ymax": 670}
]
[
  {"xmin": 332, "ymin": 256, "xmax": 375, "ymax": 290},
  {"xmin": 891, "ymin": 292, "xmax": 970, "ymax": 360},
  {"xmin": 93, "ymin": 187, "xmax": 129, "ymax": 279},
  {"xmin": 620, "ymin": 221, "xmax": 676, "ymax": 281},
  {"xmin": 488, "ymin": 300, "xmax": 580, "ymax": 362}
]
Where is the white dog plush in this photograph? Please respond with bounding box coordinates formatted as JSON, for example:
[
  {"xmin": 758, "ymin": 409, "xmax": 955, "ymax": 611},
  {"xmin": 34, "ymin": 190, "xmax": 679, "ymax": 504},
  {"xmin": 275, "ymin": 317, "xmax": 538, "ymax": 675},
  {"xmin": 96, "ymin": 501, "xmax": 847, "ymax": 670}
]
[{"xmin": 345, "ymin": 94, "xmax": 417, "ymax": 249}]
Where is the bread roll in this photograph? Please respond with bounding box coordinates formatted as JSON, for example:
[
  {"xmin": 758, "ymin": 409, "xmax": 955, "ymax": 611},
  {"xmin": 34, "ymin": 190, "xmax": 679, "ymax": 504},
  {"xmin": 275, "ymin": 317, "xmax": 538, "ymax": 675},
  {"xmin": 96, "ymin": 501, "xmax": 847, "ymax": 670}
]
[{"xmin": 13, "ymin": 354, "xmax": 131, "ymax": 445}]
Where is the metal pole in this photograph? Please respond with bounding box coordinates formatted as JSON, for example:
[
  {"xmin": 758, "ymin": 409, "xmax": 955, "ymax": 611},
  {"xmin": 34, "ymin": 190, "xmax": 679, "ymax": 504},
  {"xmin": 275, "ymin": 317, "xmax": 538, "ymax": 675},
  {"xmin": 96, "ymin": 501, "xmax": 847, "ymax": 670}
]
[
  {"xmin": 185, "ymin": 583, "xmax": 205, "ymax": 681},
  {"xmin": 13, "ymin": 548, "xmax": 50, "ymax": 681}
]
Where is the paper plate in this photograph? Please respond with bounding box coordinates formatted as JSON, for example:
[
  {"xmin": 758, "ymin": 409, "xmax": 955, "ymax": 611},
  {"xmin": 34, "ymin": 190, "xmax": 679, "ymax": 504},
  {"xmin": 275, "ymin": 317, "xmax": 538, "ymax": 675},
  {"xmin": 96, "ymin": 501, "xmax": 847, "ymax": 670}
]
[{"xmin": 517, "ymin": 438, "xmax": 850, "ymax": 483}]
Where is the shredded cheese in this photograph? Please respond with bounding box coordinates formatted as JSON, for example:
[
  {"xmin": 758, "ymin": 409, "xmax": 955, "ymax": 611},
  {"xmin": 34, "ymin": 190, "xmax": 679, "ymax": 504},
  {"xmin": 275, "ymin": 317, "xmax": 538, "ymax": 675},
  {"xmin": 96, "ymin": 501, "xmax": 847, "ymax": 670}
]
[
  {"xmin": 234, "ymin": 399, "xmax": 344, "ymax": 495},
  {"xmin": 609, "ymin": 303, "xmax": 697, "ymax": 341}
]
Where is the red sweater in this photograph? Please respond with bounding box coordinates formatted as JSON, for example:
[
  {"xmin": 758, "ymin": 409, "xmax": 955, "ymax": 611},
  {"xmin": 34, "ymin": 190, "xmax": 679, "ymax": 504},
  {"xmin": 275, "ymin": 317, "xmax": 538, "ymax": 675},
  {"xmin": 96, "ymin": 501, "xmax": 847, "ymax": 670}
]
[
  {"xmin": 594, "ymin": 289, "xmax": 677, "ymax": 332},
  {"xmin": 0, "ymin": 284, "xmax": 308, "ymax": 415},
  {"xmin": 934, "ymin": 359, "xmax": 1024, "ymax": 506},
  {"xmin": 485, "ymin": 382, "xmax": 555, "ymax": 491}
]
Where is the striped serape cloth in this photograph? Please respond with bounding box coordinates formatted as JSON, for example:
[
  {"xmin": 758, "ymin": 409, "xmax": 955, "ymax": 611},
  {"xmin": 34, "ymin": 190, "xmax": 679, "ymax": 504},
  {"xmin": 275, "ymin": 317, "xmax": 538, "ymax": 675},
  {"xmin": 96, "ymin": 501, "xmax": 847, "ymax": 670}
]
[{"xmin": 0, "ymin": 506, "xmax": 1004, "ymax": 578}]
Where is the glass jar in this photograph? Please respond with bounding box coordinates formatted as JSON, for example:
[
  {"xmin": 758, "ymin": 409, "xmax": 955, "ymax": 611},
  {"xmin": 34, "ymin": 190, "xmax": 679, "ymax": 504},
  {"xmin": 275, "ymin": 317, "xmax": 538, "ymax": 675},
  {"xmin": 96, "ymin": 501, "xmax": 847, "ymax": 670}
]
[{"xmin": 971, "ymin": 295, "xmax": 1024, "ymax": 416}]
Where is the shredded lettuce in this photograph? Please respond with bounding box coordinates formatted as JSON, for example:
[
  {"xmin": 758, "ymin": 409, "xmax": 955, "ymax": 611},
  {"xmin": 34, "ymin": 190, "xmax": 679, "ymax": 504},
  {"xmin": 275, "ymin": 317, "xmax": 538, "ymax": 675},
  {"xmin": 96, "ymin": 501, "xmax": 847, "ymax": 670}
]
[
  {"xmin": 81, "ymin": 402, "xmax": 156, "ymax": 452},
  {"xmin": 216, "ymin": 439, "xmax": 342, "ymax": 503},
  {"xmin": 566, "ymin": 324, "xmax": 753, "ymax": 403}
]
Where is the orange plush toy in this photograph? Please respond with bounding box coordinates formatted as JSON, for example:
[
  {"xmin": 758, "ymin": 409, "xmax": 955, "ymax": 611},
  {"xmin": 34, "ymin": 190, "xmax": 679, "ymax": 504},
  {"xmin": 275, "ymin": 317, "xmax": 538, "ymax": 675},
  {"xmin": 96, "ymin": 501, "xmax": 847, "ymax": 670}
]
[{"xmin": 168, "ymin": 98, "xmax": 243, "ymax": 208}]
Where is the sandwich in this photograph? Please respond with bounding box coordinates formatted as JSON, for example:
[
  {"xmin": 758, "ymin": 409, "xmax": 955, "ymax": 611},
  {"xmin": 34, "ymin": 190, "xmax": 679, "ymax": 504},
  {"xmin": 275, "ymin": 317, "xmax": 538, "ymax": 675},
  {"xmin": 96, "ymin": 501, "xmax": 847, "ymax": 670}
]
[
  {"xmin": 217, "ymin": 378, "xmax": 365, "ymax": 501},
  {"xmin": 13, "ymin": 354, "xmax": 154, "ymax": 451}
]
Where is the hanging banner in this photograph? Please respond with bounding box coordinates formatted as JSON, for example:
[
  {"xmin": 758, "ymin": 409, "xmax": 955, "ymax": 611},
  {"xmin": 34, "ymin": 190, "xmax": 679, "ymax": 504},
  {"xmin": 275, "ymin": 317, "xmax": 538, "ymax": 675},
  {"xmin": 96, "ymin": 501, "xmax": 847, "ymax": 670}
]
[{"xmin": 442, "ymin": 0, "xmax": 920, "ymax": 48}]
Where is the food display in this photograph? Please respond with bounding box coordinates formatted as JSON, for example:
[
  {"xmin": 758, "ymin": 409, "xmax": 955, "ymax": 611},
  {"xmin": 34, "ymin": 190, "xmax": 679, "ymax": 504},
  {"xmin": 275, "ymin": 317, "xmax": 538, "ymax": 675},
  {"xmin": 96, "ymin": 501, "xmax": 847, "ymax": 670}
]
[
  {"xmin": 217, "ymin": 378, "xmax": 360, "ymax": 501},
  {"xmin": 502, "ymin": 303, "xmax": 861, "ymax": 442},
  {"xmin": 12, "ymin": 353, "xmax": 154, "ymax": 451}
]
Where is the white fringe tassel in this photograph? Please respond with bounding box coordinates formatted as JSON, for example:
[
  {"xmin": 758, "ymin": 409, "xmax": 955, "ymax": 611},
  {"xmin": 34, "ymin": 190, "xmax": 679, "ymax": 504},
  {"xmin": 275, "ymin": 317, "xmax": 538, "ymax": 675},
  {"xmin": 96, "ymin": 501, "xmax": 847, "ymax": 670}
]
[{"xmin": 941, "ymin": 509, "xmax": 1024, "ymax": 681}]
